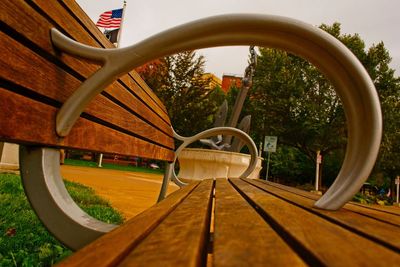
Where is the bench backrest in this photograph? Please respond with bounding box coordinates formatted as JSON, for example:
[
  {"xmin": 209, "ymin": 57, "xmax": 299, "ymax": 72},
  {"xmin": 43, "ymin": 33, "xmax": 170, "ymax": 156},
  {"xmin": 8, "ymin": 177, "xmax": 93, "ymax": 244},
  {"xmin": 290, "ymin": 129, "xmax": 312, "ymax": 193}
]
[{"xmin": 0, "ymin": 0, "xmax": 174, "ymax": 161}]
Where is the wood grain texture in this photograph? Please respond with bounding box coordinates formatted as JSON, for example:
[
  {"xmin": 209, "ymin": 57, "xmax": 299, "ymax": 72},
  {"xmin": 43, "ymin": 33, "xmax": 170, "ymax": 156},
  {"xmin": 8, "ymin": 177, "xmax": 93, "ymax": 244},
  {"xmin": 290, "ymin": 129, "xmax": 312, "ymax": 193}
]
[
  {"xmin": 213, "ymin": 179, "xmax": 305, "ymax": 267},
  {"xmin": 0, "ymin": 89, "xmax": 174, "ymax": 161},
  {"xmin": 351, "ymin": 202, "xmax": 400, "ymax": 216},
  {"xmin": 128, "ymin": 71, "xmax": 168, "ymax": 114},
  {"xmin": 30, "ymin": 0, "xmax": 171, "ymax": 123},
  {"xmin": 230, "ymin": 178, "xmax": 400, "ymax": 266},
  {"xmin": 263, "ymin": 180, "xmax": 400, "ymax": 226},
  {"xmin": 0, "ymin": 0, "xmax": 172, "ymax": 133},
  {"xmin": 0, "ymin": 31, "xmax": 173, "ymax": 149},
  {"xmin": 245, "ymin": 179, "xmax": 400, "ymax": 252},
  {"xmin": 119, "ymin": 180, "xmax": 214, "ymax": 267},
  {"xmin": 57, "ymin": 178, "xmax": 400, "ymax": 266},
  {"xmin": 61, "ymin": 0, "xmax": 168, "ymax": 114},
  {"xmin": 57, "ymin": 182, "xmax": 200, "ymax": 267}
]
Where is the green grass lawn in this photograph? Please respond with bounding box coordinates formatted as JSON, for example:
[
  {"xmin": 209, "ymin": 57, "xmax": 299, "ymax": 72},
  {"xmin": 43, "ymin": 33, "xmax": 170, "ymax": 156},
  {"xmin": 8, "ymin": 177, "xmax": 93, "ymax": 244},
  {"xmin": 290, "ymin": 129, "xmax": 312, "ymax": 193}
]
[
  {"xmin": 64, "ymin": 158, "xmax": 164, "ymax": 174},
  {"xmin": 0, "ymin": 173, "xmax": 124, "ymax": 266}
]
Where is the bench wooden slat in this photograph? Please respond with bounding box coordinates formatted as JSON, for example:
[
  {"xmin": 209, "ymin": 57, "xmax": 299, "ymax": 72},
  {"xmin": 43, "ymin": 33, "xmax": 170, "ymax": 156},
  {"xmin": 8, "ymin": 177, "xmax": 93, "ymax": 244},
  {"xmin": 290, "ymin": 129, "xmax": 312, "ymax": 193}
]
[
  {"xmin": 60, "ymin": 0, "xmax": 169, "ymax": 115},
  {"xmin": 1, "ymin": 0, "xmax": 172, "ymax": 132},
  {"xmin": 213, "ymin": 179, "xmax": 306, "ymax": 266},
  {"xmin": 128, "ymin": 71, "xmax": 169, "ymax": 114},
  {"xmin": 246, "ymin": 179, "xmax": 400, "ymax": 251},
  {"xmin": 0, "ymin": 31, "xmax": 173, "ymax": 150},
  {"xmin": 60, "ymin": 0, "xmax": 112, "ymax": 48},
  {"xmin": 58, "ymin": 179, "xmax": 400, "ymax": 265},
  {"xmin": 0, "ymin": 89, "xmax": 174, "ymax": 160},
  {"xmin": 118, "ymin": 179, "xmax": 214, "ymax": 267},
  {"xmin": 264, "ymin": 180, "xmax": 400, "ymax": 225},
  {"xmin": 57, "ymin": 182, "xmax": 200, "ymax": 267},
  {"xmin": 29, "ymin": 0, "xmax": 171, "ymax": 124},
  {"xmin": 265, "ymin": 180, "xmax": 400, "ymax": 215},
  {"xmin": 351, "ymin": 202, "xmax": 400, "ymax": 216},
  {"xmin": 230, "ymin": 179, "xmax": 400, "ymax": 266},
  {"xmin": 0, "ymin": 0, "xmax": 175, "ymax": 160}
]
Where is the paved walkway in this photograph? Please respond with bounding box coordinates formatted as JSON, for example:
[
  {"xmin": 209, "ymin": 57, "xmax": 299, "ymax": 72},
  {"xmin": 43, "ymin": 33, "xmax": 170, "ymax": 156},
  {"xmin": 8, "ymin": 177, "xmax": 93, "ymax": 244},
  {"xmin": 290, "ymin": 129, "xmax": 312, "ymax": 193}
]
[{"xmin": 60, "ymin": 165, "xmax": 179, "ymax": 220}]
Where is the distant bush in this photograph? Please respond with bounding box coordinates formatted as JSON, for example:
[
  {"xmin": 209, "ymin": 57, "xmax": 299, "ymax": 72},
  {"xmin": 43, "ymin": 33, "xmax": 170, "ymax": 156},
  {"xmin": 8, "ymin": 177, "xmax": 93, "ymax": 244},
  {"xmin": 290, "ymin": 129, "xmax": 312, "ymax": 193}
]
[{"xmin": 352, "ymin": 192, "xmax": 393, "ymax": 206}]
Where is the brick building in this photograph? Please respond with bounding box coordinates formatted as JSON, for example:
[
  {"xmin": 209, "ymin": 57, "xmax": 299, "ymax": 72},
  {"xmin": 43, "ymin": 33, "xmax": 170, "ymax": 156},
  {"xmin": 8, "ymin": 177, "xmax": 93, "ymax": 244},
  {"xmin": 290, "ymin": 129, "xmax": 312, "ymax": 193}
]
[{"xmin": 221, "ymin": 74, "xmax": 242, "ymax": 93}]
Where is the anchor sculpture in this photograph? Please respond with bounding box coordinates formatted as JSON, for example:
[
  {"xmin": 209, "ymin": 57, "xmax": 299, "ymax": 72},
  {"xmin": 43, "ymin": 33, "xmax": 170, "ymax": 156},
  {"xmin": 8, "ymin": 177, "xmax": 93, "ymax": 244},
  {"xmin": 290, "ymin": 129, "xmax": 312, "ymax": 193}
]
[{"xmin": 201, "ymin": 46, "xmax": 256, "ymax": 152}]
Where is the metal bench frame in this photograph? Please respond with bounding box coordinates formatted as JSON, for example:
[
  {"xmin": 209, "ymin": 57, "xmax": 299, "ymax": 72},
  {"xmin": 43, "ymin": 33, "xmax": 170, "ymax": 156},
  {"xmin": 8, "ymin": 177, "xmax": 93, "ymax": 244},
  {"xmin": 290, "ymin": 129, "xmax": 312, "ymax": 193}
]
[{"xmin": 20, "ymin": 14, "xmax": 381, "ymax": 250}]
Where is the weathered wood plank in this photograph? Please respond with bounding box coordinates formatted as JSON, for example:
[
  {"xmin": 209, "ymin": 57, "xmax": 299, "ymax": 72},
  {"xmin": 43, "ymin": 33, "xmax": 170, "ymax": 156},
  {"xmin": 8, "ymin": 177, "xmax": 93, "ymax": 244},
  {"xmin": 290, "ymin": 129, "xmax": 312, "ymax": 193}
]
[
  {"xmin": 57, "ymin": 182, "xmax": 200, "ymax": 267},
  {"xmin": 30, "ymin": 0, "xmax": 171, "ymax": 123},
  {"xmin": 0, "ymin": 0, "xmax": 172, "ymax": 134},
  {"xmin": 119, "ymin": 180, "xmax": 214, "ymax": 267},
  {"xmin": 0, "ymin": 89, "xmax": 174, "ymax": 160},
  {"xmin": 263, "ymin": 180, "xmax": 400, "ymax": 226},
  {"xmin": 213, "ymin": 179, "xmax": 305, "ymax": 267},
  {"xmin": 245, "ymin": 179, "xmax": 400, "ymax": 252},
  {"xmin": 230, "ymin": 178, "xmax": 400, "ymax": 266},
  {"xmin": 351, "ymin": 202, "xmax": 400, "ymax": 216},
  {"xmin": 128, "ymin": 71, "xmax": 169, "ymax": 114},
  {"xmin": 61, "ymin": 0, "xmax": 169, "ymax": 114},
  {"xmin": 57, "ymin": 0, "xmax": 113, "ymax": 49},
  {"xmin": 0, "ymin": 31, "xmax": 173, "ymax": 149}
]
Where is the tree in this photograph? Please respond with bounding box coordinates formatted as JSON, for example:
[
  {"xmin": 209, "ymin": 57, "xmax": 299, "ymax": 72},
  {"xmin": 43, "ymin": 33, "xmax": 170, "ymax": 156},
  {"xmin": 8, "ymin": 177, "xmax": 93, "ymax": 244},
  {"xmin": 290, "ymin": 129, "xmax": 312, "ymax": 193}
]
[
  {"xmin": 366, "ymin": 43, "xmax": 400, "ymax": 192},
  {"xmin": 137, "ymin": 51, "xmax": 226, "ymax": 136},
  {"xmin": 248, "ymin": 23, "xmax": 399, "ymax": 188},
  {"xmin": 250, "ymin": 48, "xmax": 346, "ymax": 155}
]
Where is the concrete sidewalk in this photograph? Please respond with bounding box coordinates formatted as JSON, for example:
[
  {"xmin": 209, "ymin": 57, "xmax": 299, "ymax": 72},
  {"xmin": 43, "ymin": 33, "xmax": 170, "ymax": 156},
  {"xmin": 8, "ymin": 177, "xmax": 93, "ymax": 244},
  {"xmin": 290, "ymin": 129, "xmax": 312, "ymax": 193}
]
[{"xmin": 61, "ymin": 165, "xmax": 179, "ymax": 220}]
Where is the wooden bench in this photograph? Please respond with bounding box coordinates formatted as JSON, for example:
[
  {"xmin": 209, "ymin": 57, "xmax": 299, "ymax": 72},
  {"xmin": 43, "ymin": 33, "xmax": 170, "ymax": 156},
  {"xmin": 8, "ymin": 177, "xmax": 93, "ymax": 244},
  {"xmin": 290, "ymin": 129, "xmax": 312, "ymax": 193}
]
[
  {"xmin": 0, "ymin": 0, "xmax": 170, "ymax": 249},
  {"xmin": 0, "ymin": 0, "xmax": 257, "ymax": 251},
  {"xmin": 58, "ymin": 178, "xmax": 400, "ymax": 266},
  {"xmin": 2, "ymin": 0, "xmax": 395, "ymax": 266}
]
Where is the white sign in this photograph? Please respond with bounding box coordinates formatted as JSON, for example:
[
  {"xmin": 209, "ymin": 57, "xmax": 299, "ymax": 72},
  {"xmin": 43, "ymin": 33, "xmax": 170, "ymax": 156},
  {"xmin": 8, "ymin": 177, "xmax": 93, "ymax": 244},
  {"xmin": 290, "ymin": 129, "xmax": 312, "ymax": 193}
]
[{"xmin": 264, "ymin": 136, "xmax": 278, "ymax": 152}]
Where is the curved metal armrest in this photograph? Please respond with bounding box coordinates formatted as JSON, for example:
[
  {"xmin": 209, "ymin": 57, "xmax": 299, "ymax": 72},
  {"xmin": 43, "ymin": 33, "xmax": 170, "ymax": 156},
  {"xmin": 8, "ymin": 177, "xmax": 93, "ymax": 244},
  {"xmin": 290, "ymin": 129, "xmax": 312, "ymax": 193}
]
[
  {"xmin": 51, "ymin": 14, "xmax": 382, "ymax": 211},
  {"xmin": 19, "ymin": 146, "xmax": 116, "ymax": 250},
  {"xmin": 157, "ymin": 127, "xmax": 258, "ymax": 201},
  {"xmin": 18, "ymin": 12, "xmax": 382, "ymax": 251}
]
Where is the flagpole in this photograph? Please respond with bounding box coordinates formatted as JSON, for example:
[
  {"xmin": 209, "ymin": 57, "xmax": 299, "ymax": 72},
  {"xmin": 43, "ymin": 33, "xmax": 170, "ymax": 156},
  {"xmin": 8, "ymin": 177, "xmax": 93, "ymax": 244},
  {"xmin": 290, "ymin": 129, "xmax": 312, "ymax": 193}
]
[
  {"xmin": 116, "ymin": 0, "xmax": 127, "ymax": 48},
  {"xmin": 98, "ymin": 1, "xmax": 126, "ymax": 168}
]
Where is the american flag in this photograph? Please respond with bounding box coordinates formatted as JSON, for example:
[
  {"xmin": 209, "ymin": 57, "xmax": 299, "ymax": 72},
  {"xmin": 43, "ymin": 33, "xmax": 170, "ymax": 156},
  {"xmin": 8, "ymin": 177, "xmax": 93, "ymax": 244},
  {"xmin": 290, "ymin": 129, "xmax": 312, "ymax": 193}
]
[{"xmin": 96, "ymin": 8, "xmax": 123, "ymax": 28}]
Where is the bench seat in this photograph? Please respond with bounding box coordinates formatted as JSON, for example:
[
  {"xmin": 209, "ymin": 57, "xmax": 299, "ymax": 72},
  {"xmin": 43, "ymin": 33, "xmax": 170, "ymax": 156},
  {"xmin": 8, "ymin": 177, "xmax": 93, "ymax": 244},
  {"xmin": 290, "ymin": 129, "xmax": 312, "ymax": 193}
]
[
  {"xmin": 1, "ymin": 1, "xmax": 395, "ymax": 265},
  {"xmin": 58, "ymin": 178, "xmax": 400, "ymax": 266}
]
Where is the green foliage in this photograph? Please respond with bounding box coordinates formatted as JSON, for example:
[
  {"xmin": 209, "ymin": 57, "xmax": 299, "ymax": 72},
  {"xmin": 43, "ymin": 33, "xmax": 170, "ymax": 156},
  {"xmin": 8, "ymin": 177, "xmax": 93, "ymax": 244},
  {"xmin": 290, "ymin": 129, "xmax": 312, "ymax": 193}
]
[
  {"xmin": 321, "ymin": 23, "xmax": 400, "ymax": 188},
  {"xmin": 321, "ymin": 149, "xmax": 345, "ymax": 186},
  {"xmin": 0, "ymin": 173, "xmax": 123, "ymax": 266},
  {"xmin": 64, "ymin": 180, "xmax": 108, "ymax": 206},
  {"xmin": 248, "ymin": 22, "xmax": 399, "ymax": 188},
  {"xmin": 64, "ymin": 159, "xmax": 163, "ymax": 174},
  {"xmin": 138, "ymin": 52, "xmax": 226, "ymax": 136},
  {"xmin": 251, "ymin": 46, "xmax": 346, "ymax": 160},
  {"xmin": 267, "ymin": 146, "xmax": 314, "ymax": 185},
  {"xmin": 352, "ymin": 192, "xmax": 393, "ymax": 206}
]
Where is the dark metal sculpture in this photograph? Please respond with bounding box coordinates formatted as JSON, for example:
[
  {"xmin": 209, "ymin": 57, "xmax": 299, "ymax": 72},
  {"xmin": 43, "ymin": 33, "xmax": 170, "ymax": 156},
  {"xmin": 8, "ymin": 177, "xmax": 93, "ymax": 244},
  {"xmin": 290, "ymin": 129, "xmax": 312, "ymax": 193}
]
[{"xmin": 201, "ymin": 46, "xmax": 257, "ymax": 152}]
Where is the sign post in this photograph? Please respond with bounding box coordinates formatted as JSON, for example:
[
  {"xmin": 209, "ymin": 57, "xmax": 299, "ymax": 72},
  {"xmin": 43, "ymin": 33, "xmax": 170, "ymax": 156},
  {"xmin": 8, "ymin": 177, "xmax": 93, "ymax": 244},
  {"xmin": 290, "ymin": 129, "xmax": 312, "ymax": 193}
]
[
  {"xmin": 396, "ymin": 176, "xmax": 400, "ymax": 204},
  {"xmin": 315, "ymin": 150, "xmax": 322, "ymax": 192},
  {"xmin": 263, "ymin": 136, "xmax": 278, "ymax": 181}
]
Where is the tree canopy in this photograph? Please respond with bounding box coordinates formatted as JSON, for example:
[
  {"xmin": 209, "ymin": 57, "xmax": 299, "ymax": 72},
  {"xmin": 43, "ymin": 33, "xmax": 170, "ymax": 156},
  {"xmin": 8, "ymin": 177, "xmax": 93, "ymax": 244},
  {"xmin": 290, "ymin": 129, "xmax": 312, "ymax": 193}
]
[
  {"xmin": 248, "ymin": 22, "xmax": 400, "ymax": 188},
  {"xmin": 137, "ymin": 51, "xmax": 225, "ymax": 137}
]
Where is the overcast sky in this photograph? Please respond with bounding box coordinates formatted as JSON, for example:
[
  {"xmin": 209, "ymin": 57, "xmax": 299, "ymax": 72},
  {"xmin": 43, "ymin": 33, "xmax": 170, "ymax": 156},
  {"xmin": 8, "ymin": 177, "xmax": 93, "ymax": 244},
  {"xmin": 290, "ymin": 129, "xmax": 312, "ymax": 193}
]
[{"xmin": 76, "ymin": 0, "xmax": 399, "ymax": 78}]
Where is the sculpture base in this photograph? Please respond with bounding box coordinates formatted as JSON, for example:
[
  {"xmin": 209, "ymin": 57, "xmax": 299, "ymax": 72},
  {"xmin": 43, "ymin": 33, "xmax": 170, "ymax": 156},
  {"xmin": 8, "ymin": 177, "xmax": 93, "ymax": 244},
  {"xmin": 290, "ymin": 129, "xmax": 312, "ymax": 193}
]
[
  {"xmin": 178, "ymin": 148, "xmax": 262, "ymax": 180},
  {"xmin": 0, "ymin": 143, "xmax": 19, "ymax": 171}
]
